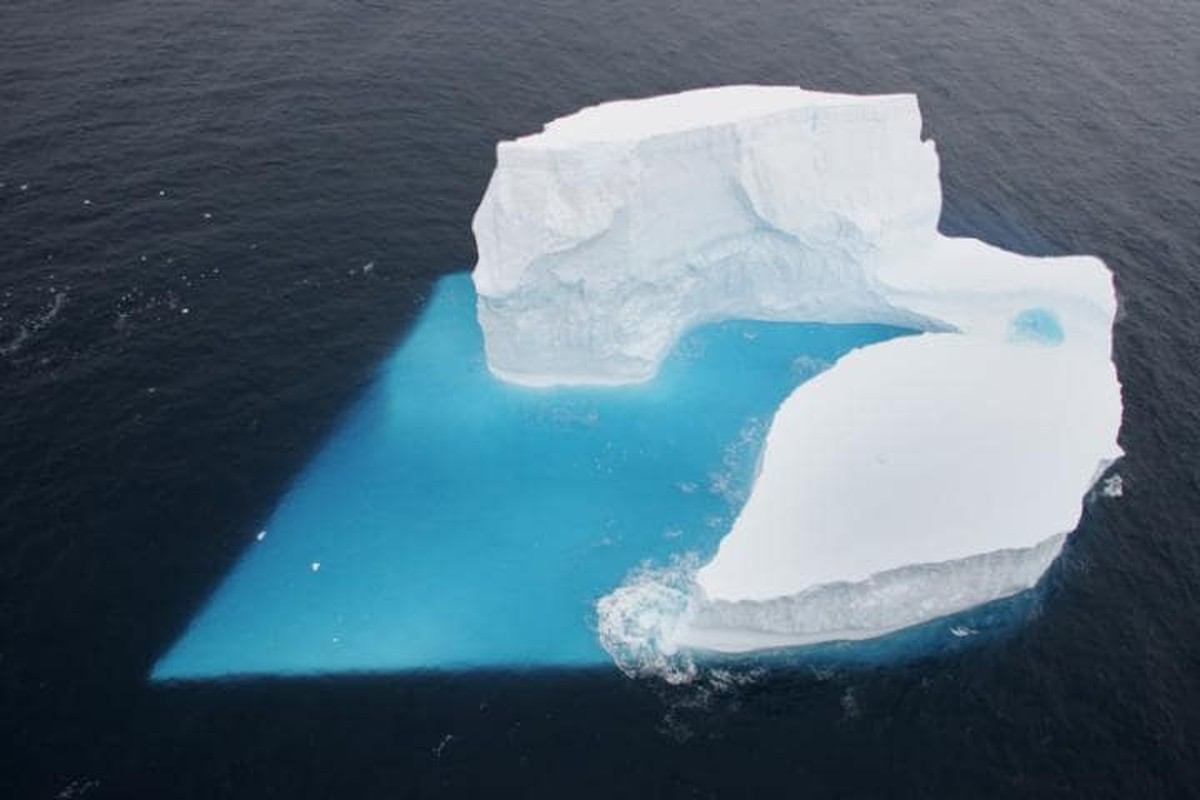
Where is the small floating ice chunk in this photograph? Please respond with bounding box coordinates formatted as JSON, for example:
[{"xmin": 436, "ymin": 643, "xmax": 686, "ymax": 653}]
[
  {"xmin": 362, "ymin": 261, "xmax": 375, "ymax": 274},
  {"xmin": 20, "ymin": 184, "xmax": 29, "ymax": 191},
  {"xmin": 256, "ymin": 530, "xmax": 267, "ymax": 541},
  {"xmin": 203, "ymin": 212, "xmax": 212, "ymax": 220},
  {"xmin": 950, "ymin": 625, "xmax": 977, "ymax": 638},
  {"xmin": 433, "ymin": 734, "xmax": 454, "ymax": 758},
  {"xmin": 310, "ymin": 561, "xmax": 321, "ymax": 572},
  {"xmin": 1101, "ymin": 474, "xmax": 1124, "ymax": 497}
]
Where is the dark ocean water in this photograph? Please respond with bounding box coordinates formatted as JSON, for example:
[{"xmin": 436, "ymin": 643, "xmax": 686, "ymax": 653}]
[{"xmin": 2, "ymin": 0, "xmax": 1198, "ymax": 797}]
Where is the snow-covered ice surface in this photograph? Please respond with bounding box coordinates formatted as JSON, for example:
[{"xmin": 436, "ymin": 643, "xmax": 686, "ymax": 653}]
[{"xmin": 473, "ymin": 86, "xmax": 1124, "ymax": 674}]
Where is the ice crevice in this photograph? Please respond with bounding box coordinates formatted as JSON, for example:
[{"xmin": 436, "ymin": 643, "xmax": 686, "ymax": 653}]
[{"xmin": 470, "ymin": 85, "xmax": 1124, "ymax": 676}]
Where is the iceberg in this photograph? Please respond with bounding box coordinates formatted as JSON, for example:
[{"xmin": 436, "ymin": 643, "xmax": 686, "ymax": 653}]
[
  {"xmin": 472, "ymin": 86, "xmax": 1123, "ymax": 669},
  {"xmin": 151, "ymin": 85, "xmax": 1121, "ymax": 682}
]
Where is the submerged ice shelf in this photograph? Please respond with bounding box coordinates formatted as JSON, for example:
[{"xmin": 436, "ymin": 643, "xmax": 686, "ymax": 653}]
[{"xmin": 153, "ymin": 275, "xmax": 908, "ymax": 678}]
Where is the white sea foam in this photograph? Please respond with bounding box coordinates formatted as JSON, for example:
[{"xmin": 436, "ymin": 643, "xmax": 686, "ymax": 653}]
[{"xmin": 595, "ymin": 554, "xmax": 702, "ymax": 685}]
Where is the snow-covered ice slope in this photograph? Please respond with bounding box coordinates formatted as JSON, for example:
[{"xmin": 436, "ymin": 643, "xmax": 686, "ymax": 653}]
[{"xmin": 471, "ymin": 86, "xmax": 1123, "ymax": 666}]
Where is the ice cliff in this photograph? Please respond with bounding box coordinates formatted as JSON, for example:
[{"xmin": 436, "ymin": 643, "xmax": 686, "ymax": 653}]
[
  {"xmin": 472, "ymin": 86, "xmax": 943, "ymax": 385},
  {"xmin": 471, "ymin": 86, "xmax": 1123, "ymax": 672}
]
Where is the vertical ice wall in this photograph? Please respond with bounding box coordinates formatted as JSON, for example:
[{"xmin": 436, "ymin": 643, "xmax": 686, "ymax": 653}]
[{"xmin": 472, "ymin": 86, "xmax": 946, "ymax": 385}]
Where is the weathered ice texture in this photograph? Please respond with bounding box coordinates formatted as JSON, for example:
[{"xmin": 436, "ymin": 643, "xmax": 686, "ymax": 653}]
[{"xmin": 472, "ymin": 86, "xmax": 944, "ymax": 385}]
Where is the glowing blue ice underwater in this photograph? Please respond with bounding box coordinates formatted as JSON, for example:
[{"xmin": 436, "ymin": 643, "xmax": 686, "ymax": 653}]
[{"xmin": 153, "ymin": 274, "xmax": 913, "ymax": 679}]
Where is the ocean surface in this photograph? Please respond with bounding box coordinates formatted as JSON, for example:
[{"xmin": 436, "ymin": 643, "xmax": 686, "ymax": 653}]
[{"xmin": 2, "ymin": 0, "xmax": 1198, "ymax": 797}]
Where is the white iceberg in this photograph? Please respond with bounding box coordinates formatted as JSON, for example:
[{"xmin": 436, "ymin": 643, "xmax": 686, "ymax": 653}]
[{"xmin": 471, "ymin": 85, "xmax": 1123, "ymax": 669}]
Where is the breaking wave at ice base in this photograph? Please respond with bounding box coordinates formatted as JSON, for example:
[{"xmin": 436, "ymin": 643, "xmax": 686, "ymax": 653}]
[
  {"xmin": 597, "ymin": 533, "xmax": 1067, "ymax": 683},
  {"xmin": 151, "ymin": 273, "xmax": 915, "ymax": 679}
]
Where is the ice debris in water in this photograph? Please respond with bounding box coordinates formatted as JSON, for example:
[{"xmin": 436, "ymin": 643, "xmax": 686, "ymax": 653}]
[{"xmin": 596, "ymin": 554, "xmax": 702, "ymax": 685}]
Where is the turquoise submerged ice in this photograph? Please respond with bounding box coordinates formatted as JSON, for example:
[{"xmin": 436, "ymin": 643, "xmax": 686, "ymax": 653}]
[
  {"xmin": 152, "ymin": 273, "xmax": 909, "ymax": 678},
  {"xmin": 1011, "ymin": 308, "xmax": 1066, "ymax": 345}
]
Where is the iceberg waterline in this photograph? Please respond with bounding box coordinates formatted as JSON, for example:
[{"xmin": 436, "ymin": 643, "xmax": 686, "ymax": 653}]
[
  {"xmin": 473, "ymin": 86, "xmax": 1123, "ymax": 674},
  {"xmin": 597, "ymin": 535, "xmax": 1067, "ymax": 683}
]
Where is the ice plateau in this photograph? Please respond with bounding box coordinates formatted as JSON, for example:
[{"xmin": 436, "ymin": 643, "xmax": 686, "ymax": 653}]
[{"xmin": 471, "ymin": 85, "xmax": 1123, "ymax": 671}]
